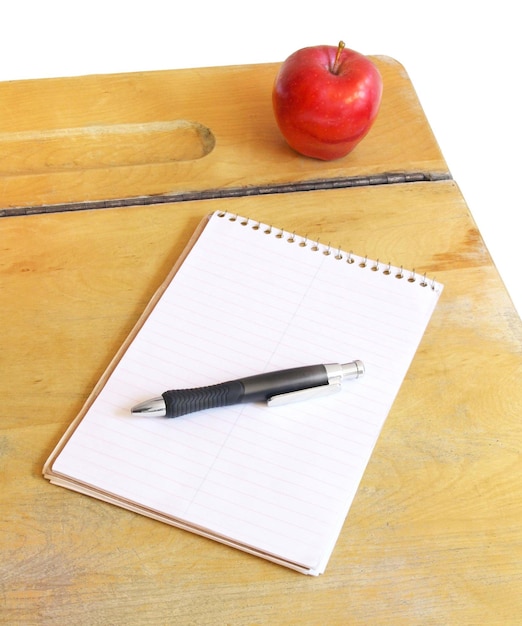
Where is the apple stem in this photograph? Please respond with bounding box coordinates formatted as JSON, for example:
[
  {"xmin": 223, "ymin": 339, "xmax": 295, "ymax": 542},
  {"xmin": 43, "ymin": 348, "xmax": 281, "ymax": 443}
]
[{"xmin": 331, "ymin": 41, "xmax": 345, "ymax": 75}]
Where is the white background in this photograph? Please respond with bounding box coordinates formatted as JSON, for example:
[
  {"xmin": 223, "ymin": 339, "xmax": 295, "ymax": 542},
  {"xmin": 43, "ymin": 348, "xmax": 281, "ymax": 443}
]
[{"xmin": 3, "ymin": 1, "xmax": 520, "ymax": 319}]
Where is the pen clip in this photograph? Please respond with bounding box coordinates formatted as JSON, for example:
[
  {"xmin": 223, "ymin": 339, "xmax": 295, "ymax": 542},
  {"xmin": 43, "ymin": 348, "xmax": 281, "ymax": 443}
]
[{"xmin": 267, "ymin": 382, "xmax": 342, "ymax": 408}]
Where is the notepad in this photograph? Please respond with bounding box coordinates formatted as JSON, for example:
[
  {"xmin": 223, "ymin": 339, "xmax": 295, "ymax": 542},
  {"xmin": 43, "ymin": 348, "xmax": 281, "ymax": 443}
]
[{"xmin": 44, "ymin": 210, "xmax": 443, "ymax": 575}]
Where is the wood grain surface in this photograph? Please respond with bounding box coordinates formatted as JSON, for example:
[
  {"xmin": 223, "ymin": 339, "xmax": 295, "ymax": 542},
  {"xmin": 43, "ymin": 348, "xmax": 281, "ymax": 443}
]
[
  {"xmin": 2, "ymin": 179, "xmax": 521, "ymax": 624},
  {"xmin": 1, "ymin": 57, "xmax": 520, "ymax": 624}
]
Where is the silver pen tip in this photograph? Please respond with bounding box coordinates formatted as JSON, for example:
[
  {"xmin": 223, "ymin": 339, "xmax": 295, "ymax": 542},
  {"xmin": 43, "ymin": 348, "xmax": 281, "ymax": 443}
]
[{"xmin": 131, "ymin": 396, "xmax": 166, "ymax": 417}]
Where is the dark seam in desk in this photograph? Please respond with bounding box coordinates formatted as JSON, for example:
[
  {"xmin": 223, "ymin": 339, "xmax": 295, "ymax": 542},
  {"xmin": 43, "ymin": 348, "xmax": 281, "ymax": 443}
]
[{"xmin": 0, "ymin": 170, "xmax": 452, "ymax": 218}]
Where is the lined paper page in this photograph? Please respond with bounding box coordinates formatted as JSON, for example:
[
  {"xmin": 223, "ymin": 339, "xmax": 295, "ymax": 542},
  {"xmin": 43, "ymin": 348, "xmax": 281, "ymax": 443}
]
[{"xmin": 49, "ymin": 211, "xmax": 443, "ymax": 575}]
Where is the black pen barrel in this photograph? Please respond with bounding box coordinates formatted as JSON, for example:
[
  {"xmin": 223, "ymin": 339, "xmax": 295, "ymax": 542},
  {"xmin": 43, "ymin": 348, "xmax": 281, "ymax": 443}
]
[
  {"xmin": 241, "ymin": 364, "xmax": 328, "ymax": 401},
  {"xmin": 162, "ymin": 364, "xmax": 329, "ymax": 418}
]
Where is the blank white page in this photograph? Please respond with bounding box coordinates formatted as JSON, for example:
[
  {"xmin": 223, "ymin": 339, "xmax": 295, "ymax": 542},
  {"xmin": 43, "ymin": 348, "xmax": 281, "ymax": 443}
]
[{"xmin": 46, "ymin": 210, "xmax": 443, "ymax": 575}]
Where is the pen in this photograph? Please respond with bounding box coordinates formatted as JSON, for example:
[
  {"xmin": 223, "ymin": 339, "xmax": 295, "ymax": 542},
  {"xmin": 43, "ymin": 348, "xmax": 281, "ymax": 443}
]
[{"xmin": 131, "ymin": 360, "xmax": 364, "ymax": 418}]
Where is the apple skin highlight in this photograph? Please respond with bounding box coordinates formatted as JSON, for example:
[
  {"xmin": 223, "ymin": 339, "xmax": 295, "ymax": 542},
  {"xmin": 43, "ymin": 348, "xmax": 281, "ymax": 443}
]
[{"xmin": 272, "ymin": 43, "xmax": 383, "ymax": 161}]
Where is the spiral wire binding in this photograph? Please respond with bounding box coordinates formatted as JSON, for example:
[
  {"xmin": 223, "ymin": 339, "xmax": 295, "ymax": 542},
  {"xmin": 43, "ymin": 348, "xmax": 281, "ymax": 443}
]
[{"xmin": 219, "ymin": 212, "xmax": 440, "ymax": 291}]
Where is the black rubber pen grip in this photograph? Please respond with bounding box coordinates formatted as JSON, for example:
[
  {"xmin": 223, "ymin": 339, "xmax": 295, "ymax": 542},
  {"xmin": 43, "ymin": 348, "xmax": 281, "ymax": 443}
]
[{"xmin": 163, "ymin": 381, "xmax": 245, "ymax": 418}]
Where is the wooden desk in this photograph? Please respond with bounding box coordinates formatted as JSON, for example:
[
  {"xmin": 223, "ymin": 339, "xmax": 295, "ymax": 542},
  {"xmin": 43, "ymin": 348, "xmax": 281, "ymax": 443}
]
[{"xmin": 1, "ymin": 59, "xmax": 521, "ymax": 624}]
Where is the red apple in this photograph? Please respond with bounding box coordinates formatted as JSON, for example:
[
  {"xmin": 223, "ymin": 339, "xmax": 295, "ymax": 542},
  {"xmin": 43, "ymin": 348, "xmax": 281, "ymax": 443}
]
[{"xmin": 272, "ymin": 41, "xmax": 383, "ymax": 160}]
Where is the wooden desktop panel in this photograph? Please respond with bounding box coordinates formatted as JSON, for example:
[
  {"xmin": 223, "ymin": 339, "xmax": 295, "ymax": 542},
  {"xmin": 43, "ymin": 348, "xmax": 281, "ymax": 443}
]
[{"xmin": 2, "ymin": 180, "xmax": 521, "ymax": 623}]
